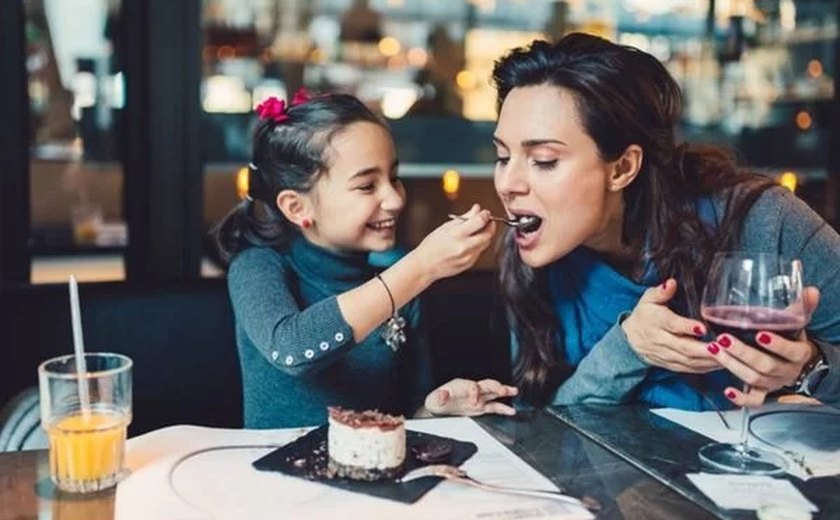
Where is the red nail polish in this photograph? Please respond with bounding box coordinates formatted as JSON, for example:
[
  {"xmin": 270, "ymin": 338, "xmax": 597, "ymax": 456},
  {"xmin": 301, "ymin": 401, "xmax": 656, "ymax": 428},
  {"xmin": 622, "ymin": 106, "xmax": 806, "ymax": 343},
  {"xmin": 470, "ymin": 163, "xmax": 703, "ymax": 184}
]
[
  {"xmin": 758, "ymin": 333, "xmax": 771, "ymax": 345},
  {"xmin": 718, "ymin": 335, "xmax": 731, "ymax": 348},
  {"xmin": 693, "ymin": 325, "xmax": 704, "ymax": 336},
  {"xmin": 707, "ymin": 343, "xmax": 719, "ymax": 355},
  {"xmin": 726, "ymin": 391, "xmax": 736, "ymax": 399}
]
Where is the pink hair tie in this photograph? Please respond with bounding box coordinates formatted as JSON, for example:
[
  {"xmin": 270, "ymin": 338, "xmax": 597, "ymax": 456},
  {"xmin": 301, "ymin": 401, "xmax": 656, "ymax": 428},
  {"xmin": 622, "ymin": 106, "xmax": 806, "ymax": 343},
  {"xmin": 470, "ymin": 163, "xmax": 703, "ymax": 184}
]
[
  {"xmin": 291, "ymin": 88, "xmax": 311, "ymax": 107},
  {"xmin": 255, "ymin": 88, "xmax": 312, "ymax": 123},
  {"xmin": 255, "ymin": 96, "xmax": 288, "ymax": 122}
]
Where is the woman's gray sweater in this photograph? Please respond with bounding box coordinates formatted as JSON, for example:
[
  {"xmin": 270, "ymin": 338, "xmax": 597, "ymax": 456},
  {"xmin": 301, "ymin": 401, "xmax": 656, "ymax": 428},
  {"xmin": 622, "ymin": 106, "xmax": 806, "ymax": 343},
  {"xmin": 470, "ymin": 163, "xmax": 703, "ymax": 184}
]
[{"xmin": 548, "ymin": 187, "xmax": 840, "ymax": 407}]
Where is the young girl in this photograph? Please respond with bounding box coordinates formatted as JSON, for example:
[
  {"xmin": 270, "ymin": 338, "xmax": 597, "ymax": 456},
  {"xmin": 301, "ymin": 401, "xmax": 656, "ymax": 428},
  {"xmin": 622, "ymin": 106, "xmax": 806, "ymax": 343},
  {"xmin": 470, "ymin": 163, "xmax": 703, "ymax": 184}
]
[{"xmin": 215, "ymin": 91, "xmax": 517, "ymax": 428}]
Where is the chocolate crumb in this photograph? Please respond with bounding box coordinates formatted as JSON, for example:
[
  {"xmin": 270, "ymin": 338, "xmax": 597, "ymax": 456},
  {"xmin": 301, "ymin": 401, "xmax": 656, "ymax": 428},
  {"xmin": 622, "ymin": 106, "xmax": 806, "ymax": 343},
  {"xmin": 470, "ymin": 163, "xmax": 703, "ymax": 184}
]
[{"xmin": 411, "ymin": 439, "xmax": 453, "ymax": 463}]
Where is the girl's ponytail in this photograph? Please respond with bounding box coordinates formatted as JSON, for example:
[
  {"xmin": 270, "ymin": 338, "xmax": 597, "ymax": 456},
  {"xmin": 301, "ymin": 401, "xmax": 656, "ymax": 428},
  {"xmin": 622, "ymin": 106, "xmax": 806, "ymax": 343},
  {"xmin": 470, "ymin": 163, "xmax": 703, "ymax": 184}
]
[
  {"xmin": 213, "ymin": 190, "xmax": 296, "ymax": 265},
  {"xmin": 212, "ymin": 197, "xmax": 256, "ymax": 265}
]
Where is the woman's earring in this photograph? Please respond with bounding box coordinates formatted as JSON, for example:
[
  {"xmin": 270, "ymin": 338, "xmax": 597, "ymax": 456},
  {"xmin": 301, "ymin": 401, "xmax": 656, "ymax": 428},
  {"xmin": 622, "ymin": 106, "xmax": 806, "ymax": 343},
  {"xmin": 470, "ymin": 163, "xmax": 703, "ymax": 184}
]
[{"xmin": 301, "ymin": 218, "xmax": 312, "ymax": 229}]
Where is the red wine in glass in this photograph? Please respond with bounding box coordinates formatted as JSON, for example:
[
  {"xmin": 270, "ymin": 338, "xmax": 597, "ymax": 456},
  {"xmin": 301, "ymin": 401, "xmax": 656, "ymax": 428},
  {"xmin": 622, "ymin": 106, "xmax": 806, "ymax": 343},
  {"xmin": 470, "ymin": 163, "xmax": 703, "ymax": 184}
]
[{"xmin": 702, "ymin": 305, "xmax": 806, "ymax": 348}]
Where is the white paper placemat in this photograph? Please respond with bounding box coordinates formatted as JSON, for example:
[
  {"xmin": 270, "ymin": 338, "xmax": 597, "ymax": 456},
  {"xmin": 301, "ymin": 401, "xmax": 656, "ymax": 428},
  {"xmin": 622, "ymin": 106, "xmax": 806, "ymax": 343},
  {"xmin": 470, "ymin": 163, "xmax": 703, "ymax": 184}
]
[
  {"xmin": 116, "ymin": 417, "xmax": 593, "ymax": 520},
  {"xmin": 686, "ymin": 473, "xmax": 817, "ymax": 512},
  {"xmin": 653, "ymin": 403, "xmax": 840, "ymax": 480}
]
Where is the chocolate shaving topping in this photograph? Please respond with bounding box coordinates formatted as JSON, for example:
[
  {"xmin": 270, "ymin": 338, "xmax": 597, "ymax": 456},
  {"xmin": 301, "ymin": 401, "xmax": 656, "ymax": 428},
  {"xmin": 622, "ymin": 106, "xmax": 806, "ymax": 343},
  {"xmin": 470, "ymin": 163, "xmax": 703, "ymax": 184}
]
[{"xmin": 327, "ymin": 406, "xmax": 405, "ymax": 431}]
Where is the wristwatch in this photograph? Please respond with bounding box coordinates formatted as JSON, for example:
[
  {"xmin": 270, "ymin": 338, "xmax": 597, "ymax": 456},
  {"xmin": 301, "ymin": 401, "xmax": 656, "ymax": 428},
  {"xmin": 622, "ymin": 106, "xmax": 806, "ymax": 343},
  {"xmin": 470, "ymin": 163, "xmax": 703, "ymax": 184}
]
[{"xmin": 793, "ymin": 350, "xmax": 830, "ymax": 397}]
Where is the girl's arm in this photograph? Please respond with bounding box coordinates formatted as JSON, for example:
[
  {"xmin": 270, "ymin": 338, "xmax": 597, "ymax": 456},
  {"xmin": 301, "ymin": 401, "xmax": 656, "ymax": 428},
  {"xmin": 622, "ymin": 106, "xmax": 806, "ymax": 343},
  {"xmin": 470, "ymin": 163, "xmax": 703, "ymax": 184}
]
[
  {"xmin": 228, "ymin": 206, "xmax": 495, "ymax": 377},
  {"xmin": 337, "ymin": 205, "xmax": 494, "ymax": 343},
  {"xmin": 228, "ymin": 247, "xmax": 354, "ymax": 376}
]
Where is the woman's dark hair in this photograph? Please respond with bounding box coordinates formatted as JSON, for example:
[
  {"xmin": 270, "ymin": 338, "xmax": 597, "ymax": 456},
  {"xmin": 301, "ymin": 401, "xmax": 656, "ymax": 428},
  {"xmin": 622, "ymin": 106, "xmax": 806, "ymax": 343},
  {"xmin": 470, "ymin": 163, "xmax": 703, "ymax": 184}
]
[
  {"xmin": 213, "ymin": 94, "xmax": 387, "ymax": 263},
  {"xmin": 493, "ymin": 33, "xmax": 774, "ymax": 404}
]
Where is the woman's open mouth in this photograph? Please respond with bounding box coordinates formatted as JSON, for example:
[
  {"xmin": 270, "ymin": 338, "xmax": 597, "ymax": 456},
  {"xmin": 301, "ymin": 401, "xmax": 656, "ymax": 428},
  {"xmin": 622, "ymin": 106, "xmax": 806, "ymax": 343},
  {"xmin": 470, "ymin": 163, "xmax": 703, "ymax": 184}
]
[
  {"xmin": 510, "ymin": 211, "xmax": 543, "ymax": 249},
  {"xmin": 510, "ymin": 212, "xmax": 542, "ymax": 235}
]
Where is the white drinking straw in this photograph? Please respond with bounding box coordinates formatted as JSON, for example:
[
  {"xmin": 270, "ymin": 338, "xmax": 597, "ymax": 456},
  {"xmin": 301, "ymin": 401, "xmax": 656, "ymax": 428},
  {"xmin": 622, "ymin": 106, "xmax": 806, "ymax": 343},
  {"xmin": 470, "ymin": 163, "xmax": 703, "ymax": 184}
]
[{"xmin": 69, "ymin": 275, "xmax": 91, "ymax": 416}]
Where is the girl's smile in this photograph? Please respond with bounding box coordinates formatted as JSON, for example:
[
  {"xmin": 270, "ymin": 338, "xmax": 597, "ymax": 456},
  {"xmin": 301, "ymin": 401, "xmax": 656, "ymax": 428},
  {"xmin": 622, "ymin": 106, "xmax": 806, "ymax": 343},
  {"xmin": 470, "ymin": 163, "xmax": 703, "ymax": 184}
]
[
  {"xmin": 301, "ymin": 122, "xmax": 405, "ymax": 253},
  {"xmin": 366, "ymin": 217, "xmax": 397, "ymax": 232}
]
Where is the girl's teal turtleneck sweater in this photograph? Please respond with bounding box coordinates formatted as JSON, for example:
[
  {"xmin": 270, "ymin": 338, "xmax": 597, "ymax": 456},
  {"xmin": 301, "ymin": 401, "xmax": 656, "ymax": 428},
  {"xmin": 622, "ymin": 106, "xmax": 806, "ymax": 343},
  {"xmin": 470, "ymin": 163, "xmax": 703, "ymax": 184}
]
[{"xmin": 228, "ymin": 237, "xmax": 432, "ymax": 428}]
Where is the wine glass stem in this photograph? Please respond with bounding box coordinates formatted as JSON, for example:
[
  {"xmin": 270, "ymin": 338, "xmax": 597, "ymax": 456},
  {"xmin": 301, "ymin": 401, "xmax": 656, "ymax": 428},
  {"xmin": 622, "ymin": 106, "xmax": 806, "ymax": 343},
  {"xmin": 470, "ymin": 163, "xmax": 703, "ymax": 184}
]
[{"xmin": 738, "ymin": 383, "xmax": 751, "ymax": 454}]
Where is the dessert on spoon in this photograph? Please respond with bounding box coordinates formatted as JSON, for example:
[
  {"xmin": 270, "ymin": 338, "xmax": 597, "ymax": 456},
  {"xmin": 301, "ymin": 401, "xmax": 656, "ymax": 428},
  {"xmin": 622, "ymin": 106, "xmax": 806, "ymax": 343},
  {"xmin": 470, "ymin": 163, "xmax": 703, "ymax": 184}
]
[{"xmin": 448, "ymin": 213, "xmax": 541, "ymax": 232}]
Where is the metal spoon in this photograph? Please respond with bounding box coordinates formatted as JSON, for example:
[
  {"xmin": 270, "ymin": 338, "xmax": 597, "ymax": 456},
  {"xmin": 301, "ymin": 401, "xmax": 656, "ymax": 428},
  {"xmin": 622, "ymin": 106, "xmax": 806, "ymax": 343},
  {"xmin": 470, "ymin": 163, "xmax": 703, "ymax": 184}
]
[
  {"xmin": 399, "ymin": 464, "xmax": 601, "ymax": 511},
  {"xmin": 447, "ymin": 213, "xmax": 540, "ymax": 230}
]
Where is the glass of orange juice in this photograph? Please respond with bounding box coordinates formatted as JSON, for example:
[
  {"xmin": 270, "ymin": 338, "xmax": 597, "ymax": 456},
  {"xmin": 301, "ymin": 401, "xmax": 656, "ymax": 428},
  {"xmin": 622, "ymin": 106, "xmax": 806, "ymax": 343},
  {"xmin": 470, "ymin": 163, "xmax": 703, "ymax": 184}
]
[{"xmin": 38, "ymin": 352, "xmax": 132, "ymax": 493}]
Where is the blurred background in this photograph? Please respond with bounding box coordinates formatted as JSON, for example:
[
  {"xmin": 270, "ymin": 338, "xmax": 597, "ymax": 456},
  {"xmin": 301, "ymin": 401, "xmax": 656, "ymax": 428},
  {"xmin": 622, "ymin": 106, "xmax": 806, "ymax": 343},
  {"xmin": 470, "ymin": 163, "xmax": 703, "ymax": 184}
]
[{"xmin": 2, "ymin": 0, "xmax": 839, "ymax": 285}]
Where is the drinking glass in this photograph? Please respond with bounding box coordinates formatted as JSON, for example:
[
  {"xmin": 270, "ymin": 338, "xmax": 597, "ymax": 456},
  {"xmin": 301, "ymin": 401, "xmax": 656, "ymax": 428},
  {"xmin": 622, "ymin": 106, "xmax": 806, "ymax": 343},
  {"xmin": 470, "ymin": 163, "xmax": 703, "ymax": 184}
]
[
  {"xmin": 699, "ymin": 252, "xmax": 807, "ymax": 475},
  {"xmin": 38, "ymin": 352, "xmax": 133, "ymax": 492},
  {"xmin": 70, "ymin": 203, "xmax": 103, "ymax": 245}
]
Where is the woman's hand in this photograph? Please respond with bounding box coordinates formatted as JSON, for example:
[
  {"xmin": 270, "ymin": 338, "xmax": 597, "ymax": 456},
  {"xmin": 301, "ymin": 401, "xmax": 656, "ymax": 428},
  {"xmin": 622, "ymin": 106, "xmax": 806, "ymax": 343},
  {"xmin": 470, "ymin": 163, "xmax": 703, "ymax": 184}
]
[
  {"xmin": 709, "ymin": 287, "xmax": 820, "ymax": 407},
  {"xmin": 411, "ymin": 204, "xmax": 497, "ymax": 282},
  {"xmin": 709, "ymin": 287, "xmax": 821, "ymax": 407},
  {"xmin": 423, "ymin": 378, "xmax": 518, "ymax": 417},
  {"xmin": 719, "ymin": 385, "xmax": 769, "ymax": 407},
  {"xmin": 622, "ymin": 279, "xmax": 720, "ymax": 373}
]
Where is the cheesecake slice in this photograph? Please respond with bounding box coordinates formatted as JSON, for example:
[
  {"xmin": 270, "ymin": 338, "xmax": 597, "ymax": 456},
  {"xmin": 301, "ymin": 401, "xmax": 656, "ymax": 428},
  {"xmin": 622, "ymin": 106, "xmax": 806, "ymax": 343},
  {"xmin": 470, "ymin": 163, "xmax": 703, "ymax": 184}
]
[{"xmin": 327, "ymin": 407, "xmax": 406, "ymax": 481}]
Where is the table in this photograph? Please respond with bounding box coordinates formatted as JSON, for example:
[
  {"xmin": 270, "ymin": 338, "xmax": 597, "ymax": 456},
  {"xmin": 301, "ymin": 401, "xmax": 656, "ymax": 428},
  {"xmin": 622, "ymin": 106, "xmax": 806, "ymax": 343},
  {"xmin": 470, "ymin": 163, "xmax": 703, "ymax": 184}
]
[
  {"xmin": 0, "ymin": 409, "xmax": 723, "ymax": 520},
  {"xmin": 549, "ymin": 404, "xmax": 840, "ymax": 520}
]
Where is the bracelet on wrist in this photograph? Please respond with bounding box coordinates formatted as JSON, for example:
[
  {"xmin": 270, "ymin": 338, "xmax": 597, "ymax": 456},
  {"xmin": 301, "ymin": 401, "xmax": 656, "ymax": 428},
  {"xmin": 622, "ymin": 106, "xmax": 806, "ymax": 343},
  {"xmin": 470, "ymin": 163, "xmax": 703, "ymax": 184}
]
[
  {"xmin": 792, "ymin": 344, "xmax": 829, "ymax": 397},
  {"xmin": 374, "ymin": 272, "xmax": 406, "ymax": 352}
]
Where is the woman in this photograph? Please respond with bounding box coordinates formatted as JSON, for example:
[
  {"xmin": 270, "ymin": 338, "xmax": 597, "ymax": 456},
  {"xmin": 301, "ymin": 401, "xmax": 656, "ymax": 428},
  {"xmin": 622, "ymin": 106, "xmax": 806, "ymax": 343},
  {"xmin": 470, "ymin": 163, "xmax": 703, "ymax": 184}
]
[{"xmin": 492, "ymin": 33, "xmax": 840, "ymax": 411}]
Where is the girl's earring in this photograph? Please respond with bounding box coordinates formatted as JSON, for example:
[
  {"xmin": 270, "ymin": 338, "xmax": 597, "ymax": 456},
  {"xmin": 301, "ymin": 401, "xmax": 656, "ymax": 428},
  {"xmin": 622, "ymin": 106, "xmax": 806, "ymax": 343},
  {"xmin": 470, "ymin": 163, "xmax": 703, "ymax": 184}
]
[{"xmin": 301, "ymin": 218, "xmax": 312, "ymax": 229}]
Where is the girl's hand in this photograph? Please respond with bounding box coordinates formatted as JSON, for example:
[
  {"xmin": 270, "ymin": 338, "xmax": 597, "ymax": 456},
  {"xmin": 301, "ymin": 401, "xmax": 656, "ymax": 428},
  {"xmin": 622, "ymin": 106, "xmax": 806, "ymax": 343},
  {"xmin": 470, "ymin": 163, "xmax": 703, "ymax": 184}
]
[
  {"xmin": 423, "ymin": 378, "xmax": 518, "ymax": 417},
  {"xmin": 709, "ymin": 287, "xmax": 821, "ymax": 407},
  {"xmin": 622, "ymin": 279, "xmax": 720, "ymax": 373},
  {"xmin": 412, "ymin": 204, "xmax": 496, "ymax": 282}
]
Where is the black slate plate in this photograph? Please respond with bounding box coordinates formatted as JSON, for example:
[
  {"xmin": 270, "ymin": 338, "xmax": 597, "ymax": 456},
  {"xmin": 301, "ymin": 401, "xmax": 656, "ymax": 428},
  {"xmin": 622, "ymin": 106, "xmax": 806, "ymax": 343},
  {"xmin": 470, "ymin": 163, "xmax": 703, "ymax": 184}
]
[{"xmin": 252, "ymin": 424, "xmax": 477, "ymax": 504}]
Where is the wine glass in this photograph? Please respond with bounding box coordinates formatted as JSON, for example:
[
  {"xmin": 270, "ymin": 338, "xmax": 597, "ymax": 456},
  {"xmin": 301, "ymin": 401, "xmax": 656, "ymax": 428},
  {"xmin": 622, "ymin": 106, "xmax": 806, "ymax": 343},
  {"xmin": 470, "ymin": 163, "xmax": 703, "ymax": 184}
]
[{"xmin": 699, "ymin": 252, "xmax": 807, "ymax": 475}]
